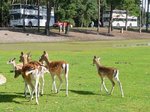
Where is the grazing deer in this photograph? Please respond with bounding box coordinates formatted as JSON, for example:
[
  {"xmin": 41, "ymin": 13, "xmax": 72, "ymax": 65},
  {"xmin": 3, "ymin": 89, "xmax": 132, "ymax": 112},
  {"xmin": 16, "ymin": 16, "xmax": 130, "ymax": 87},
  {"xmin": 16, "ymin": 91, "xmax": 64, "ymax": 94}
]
[
  {"xmin": 93, "ymin": 56, "xmax": 124, "ymax": 97},
  {"xmin": 39, "ymin": 51, "xmax": 69, "ymax": 96}
]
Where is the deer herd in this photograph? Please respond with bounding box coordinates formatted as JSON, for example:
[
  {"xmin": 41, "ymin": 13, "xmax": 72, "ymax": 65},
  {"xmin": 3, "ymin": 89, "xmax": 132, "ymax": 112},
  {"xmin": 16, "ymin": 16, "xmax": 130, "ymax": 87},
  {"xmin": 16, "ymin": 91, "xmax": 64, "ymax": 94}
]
[{"xmin": 7, "ymin": 51, "xmax": 124, "ymax": 105}]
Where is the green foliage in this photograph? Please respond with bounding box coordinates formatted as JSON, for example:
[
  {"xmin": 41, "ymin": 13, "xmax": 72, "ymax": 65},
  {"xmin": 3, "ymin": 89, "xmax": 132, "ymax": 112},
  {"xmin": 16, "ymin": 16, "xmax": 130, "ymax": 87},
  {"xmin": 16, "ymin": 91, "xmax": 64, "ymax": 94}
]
[
  {"xmin": 121, "ymin": 0, "xmax": 140, "ymax": 16},
  {"xmin": 0, "ymin": 0, "xmax": 142, "ymax": 27},
  {"xmin": 0, "ymin": 40, "xmax": 150, "ymax": 111},
  {"xmin": 55, "ymin": 0, "xmax": 98, "ymax": 27}
]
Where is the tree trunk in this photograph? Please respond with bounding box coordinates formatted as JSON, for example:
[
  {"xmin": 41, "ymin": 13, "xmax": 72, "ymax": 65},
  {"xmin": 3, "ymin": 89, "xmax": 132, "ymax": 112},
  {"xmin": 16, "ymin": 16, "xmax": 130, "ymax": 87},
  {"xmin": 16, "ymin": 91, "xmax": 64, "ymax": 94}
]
[
  {"xmin": 11, "ymin": 0, "xmax": 15, "ymax": 4},
  {"xmin": 0, "ymin": 0, "xmax": 3, "ymax": 27},
  {"xmin": 45, "ymin": 0, "xmax": 52, "ymax": 36},
  {"xmin": 146, "ymin": 0, "xmax": 150, "ymax": 31},
  {"xmin": 125, "ymin": 10, "xmax": 128, "ymax": 31},
  {"xmin": 37, "ymin": 0, "xmax": 40, "ymax": 32},
  {"xmin": 23, "ymin": 0, "xmax": 26, "ymax": 31},
  {"xmin": 108, "ymin": 3, "xmax": 113, "ymax": 33},
  {"xmin": 97, "ymin": 0, "xmax": 100, "ymax": 34},
  {"xmin": 139, "ymin": 6, "xmax": 142, "ymax": 33}
]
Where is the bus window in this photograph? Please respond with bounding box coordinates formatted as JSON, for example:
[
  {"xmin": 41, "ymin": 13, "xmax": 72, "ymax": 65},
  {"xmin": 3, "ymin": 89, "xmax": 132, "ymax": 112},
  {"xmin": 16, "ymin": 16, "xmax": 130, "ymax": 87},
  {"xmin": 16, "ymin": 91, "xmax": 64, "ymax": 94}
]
[
  {"xmin": 27, "ymin": 5, "xmax": 35, "ymax": 10},
  {"xmin": 12, "ymin": 14, "xmax": 21, "ymax": 20}
]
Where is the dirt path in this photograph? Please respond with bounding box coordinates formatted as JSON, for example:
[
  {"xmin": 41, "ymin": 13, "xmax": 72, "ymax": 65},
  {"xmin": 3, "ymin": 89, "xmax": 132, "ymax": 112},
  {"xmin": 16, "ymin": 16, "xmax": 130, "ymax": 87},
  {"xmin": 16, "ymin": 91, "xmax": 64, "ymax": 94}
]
[{"xmin": 0, "ymin": 28, "xmax": 150, "ymax": 43}]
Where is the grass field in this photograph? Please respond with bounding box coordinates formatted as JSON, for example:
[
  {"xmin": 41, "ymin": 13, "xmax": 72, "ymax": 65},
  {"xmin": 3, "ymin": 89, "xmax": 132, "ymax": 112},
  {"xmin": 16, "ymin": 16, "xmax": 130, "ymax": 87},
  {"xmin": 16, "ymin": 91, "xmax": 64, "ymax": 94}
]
[{"xmin": 0, "ymin": 40, "xmax": 150, "ymax": 112}]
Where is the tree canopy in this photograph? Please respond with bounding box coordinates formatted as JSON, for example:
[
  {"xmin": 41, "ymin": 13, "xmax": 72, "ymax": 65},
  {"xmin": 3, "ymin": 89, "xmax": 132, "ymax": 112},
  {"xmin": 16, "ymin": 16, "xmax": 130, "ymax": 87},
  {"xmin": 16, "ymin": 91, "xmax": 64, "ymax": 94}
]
[{"xmin": 0, "ymin": 0, "xmax": 149, "ymax": 27}]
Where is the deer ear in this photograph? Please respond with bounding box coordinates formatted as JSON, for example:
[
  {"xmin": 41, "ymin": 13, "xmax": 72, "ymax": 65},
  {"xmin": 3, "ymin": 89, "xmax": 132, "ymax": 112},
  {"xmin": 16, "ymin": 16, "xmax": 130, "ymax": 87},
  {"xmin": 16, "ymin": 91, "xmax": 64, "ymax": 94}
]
[
  {"xmin": 27, "ymin": 52, "xmax": 31, "ymax": 57},
  {"xmin": 44, "ymin": 51, "xmax": 47, "ymax": 54},
  {"xmin": 97, "ymin": 57, "xmax": 101, "ymax": 60},
  {"xmin": 21, "ymin": 52, "xmax": 23, "ymax": 55},
  {"xmin": 94, "ymin": 56, "xmax": 96, "ymax": 58},
  {"xmin": 13, "ymin": 58, "xmax": 16, "ymax": 60}
]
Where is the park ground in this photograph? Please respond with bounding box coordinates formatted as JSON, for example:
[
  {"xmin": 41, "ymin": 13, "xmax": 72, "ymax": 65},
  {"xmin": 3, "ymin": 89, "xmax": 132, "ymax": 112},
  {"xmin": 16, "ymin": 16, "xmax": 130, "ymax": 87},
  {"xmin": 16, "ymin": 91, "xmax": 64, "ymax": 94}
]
[{"xmin": 0, "ymin": 27, "xmax": 150, "ymax": 43}]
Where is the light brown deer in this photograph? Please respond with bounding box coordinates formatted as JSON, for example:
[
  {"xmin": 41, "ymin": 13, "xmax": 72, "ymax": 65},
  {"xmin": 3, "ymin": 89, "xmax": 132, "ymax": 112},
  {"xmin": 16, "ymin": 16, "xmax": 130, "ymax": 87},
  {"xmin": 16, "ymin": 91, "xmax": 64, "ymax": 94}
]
[
  {"xmin": 93, "ymin": 56, "xmax": 124, "ymax": 97},
  {"xmin": 24, "ymin": 64, "xmax": 48, "ymax": 105},
  {"xmin": 39, "ymin": 51, "xmax": 69, "ymax": 96},
  {"xmin": 7, "ymin": 57, "xmax": 31, "ymax": 96},
  {"xmin": 19, "ymin": 52, "xmax": 48, "ymax": 104},
  {"xmin": 7, "ymin": 58, "xmax": 23, "ymax": 78}
]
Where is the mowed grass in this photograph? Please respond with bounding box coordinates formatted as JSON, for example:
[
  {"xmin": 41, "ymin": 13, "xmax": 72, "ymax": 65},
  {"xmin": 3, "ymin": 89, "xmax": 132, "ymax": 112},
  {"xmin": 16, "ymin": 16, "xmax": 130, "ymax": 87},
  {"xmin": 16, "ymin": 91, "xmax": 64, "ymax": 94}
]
[{"xmin": 0, "ymin": 40, "xmax": 150, "ymax": 112}]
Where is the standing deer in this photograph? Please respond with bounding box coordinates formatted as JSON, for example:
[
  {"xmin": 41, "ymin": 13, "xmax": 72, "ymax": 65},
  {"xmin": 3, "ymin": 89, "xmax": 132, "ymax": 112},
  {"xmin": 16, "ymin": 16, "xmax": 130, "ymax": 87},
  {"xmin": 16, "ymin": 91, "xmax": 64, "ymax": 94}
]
[
  {"xmin": 39, "ymin": 51, "xmax": 69, "ymax": 96},
  {"xmin": 19, "ymin": 52, "xmax": 47, "ymax": 104},
  {"xmin": 7, "ymin": 58, "xmax": 23, "ymax": 78},
  {"xmin": 93, "ymin": 56, "xmax": 124, "ymax": 97},
  {"xmin": 25, "ymin": 65, "xmax": 48, "ymax": 105},
  {"xmin": 7, "ymin": 58, "xmax": 31, "ymax": 95}
]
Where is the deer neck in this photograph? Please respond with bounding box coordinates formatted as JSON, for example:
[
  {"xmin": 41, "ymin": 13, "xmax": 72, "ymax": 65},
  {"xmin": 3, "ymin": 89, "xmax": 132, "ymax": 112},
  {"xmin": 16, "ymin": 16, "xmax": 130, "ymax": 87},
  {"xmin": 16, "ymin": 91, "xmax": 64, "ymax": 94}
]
[
  {"xmin": 44, "ymin": 57, "xmax": 50, "ymax": 66},
  {"xmin": 95, "ymin": 61, "xmax": 102, "ymax": 70},
  {"xmin": 11, "ymin": 62, "xmax": 16, "ymax": 70},
  {"xmin": 23, "ymin": 59, "xmax": 28, "ymax": 65}
]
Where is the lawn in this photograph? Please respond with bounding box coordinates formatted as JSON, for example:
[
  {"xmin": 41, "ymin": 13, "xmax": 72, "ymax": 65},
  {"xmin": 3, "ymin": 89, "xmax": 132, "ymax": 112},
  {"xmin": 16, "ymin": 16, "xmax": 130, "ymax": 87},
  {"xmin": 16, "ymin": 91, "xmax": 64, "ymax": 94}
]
[{"xmin": 0, "ymin": 40, "xmax": 150, "ymax": 112}]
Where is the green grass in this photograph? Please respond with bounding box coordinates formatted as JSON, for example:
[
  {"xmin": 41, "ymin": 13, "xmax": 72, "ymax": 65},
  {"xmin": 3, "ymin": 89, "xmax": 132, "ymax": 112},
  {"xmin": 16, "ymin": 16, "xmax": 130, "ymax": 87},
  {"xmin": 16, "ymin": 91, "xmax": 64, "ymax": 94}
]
[{"xmin": 0, "ymin": 40, "xmax": 150, "ymax": 112}]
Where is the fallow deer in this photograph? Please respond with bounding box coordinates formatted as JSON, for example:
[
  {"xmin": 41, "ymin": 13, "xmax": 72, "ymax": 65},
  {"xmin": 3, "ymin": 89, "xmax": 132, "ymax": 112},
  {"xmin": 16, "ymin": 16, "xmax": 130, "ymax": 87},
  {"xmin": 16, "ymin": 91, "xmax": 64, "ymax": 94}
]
[
  {"xmin": 39, "ymin": 51, "xmax": 69, "ymax": 96},
  {"xmin": 93, "ymin": 56, "xmax": 124, "ymax": 97},
  {"xmin": 25, "ymin": 65, "xmax": 48, "ymax": 105},
  {"xmin": 7, "ymin": 58, "xmax": 23, "ymax": 78},
  {"xmin": 7, "ymin": 58, "xmax": 31, "ymax": 95},
  {"xmin": 19, "ymin": 52, "xmax": 48, "ymax": 104}
]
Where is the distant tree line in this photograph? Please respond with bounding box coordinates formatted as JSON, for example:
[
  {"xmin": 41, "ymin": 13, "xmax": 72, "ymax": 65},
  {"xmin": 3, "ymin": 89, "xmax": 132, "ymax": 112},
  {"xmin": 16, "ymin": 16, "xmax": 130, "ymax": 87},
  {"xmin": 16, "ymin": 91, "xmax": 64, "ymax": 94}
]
[{"xmin": 0, "ymin": 0, "xmax": 150, "ymax": 32}]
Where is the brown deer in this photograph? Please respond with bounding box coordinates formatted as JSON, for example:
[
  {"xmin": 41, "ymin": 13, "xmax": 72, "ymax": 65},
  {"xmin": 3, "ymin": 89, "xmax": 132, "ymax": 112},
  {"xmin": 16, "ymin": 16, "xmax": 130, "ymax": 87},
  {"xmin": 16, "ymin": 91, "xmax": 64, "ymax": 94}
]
[
  {"xmin": 93, "ymin": 56, "xmax": 124, "ymax": 97},
  {"xmin": 39, "ymin": 51, "xmax": 69, "ymax": 96}
]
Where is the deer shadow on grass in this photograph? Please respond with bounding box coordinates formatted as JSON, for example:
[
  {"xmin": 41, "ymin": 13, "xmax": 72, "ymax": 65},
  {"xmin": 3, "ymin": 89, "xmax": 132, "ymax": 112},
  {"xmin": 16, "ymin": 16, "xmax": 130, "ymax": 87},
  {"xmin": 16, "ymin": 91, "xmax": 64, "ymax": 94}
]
[
  {"xmin": 68, "ymin": 89, "xmax": 99, "ymax": 95},
  {"xmin": 0, "ymin": 92, "xmax": 25, "ymax": 104}
]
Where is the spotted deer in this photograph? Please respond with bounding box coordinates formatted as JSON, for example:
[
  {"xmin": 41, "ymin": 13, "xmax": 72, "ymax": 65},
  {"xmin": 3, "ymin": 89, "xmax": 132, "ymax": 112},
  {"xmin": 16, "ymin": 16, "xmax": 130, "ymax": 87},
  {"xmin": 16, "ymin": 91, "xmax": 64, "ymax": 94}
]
[
  {"xmin": 93, "ymin": 56, "xmax": 124, "ymax": 97},
  {"xmin": 39, "ymin": 51, "xmax": 69, "ymax": 96}
]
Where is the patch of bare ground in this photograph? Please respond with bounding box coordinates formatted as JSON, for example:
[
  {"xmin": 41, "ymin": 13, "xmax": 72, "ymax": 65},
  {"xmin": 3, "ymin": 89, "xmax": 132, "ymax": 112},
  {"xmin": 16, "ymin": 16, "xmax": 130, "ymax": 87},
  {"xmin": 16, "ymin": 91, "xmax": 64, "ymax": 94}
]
[{"xmin": 0, "ymin": 27, "xmax": 150, "ymax": 43}]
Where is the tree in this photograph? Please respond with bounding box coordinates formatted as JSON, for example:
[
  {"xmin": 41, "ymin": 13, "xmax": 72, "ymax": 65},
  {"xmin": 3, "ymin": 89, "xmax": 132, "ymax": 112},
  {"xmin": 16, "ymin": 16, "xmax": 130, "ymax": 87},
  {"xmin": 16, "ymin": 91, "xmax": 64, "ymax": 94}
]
[
  {"xmin": 122, "ymin": 0, "xmax": 140, "ymax": 31},
  {"xmin": 54, "ymin": 0, "xmax": 97, "ymax": 27},
  {"xmin": 146, "ymin": 0, "xmax": 150, "ymax": 31},
  {"xmin": 37, "ymin": 0, "xmax": 40, "ymax": 32},
  {"xmin": 45, "ymin": 0, "xmax": 53, "ymax": 35},
  {"xmin": 74, "ymin": 0, "xmax": 98, "ymax": 27},
  {"xmin": 54, "ymin": 0, "xmax": 77, "ymax": 26},
  {"xmin": 0, "ymin": 0, "xmax": 11, "ymax": 27},
  {"xmin": 97, "ymin": 0, "xmax": 100, "ymax": 34},
  {"xmin": 105, "ymin": 0, "xmax": 124, "ymax": 33}
]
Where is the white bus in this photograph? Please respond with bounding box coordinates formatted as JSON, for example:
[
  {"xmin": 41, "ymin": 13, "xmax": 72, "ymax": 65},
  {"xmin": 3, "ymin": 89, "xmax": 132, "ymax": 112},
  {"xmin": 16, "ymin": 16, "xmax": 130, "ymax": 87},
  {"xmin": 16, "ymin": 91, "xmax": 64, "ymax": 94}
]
[
  {"xmin": 9, "ymin": 4, "xmax": 55, "ymax": 27},
  {"xmin": 103, "ymin": 10, "xmax": 138, "ymax": 27}
]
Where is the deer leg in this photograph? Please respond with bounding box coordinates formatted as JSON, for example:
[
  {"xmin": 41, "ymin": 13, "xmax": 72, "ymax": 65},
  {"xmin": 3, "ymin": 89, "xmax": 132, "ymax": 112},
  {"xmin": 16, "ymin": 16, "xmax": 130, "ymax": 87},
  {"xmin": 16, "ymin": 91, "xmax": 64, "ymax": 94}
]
[
  {"xmin": 35, "ymin": 77, "xmax": 39, "ymax": 105},
  {"xmin": 24, "ymin": 82, "xmax": 28, "ymax": 97},
  {"xmin": 57, "ymin": 75, "xmax": 63, "ymax": 93},
  {"xmin": 27, "ymin": 84, "xmax": 31, "ymax": 96},
  {"xmin": 28, "ymin": 81, "xmax": 35, "ymax": 101},
  {"xmin": 51, "ymin": 75, "xmax": 57, "ymax": 93},
  {"xmin": 37, "ymin": 82, "xmax": 40, "ymax": 98},
  {"xmin": 109, "ymin": 79, "xmax": 115, "ymax": 95},
  {"xmin": 115, "ymin": 77, "xmax": 124, "ymax": 97},
  {"xmin": 100, "ymin": 77, "xmax": 103, "ymax": 92},
  {"xmin": 101, "ymin": 77, "xmax": 108, "ymax": 93},
  {"xmin": 41, "ymin": 75, "xmax": 44, "ymax": 95},
  {"xmin": 24, "ymin": 81, "xmax": 31, "ymax": 97},
  {"xmin": 65, "ymin": 73, "xmax": 68, "ymax": 96}
]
